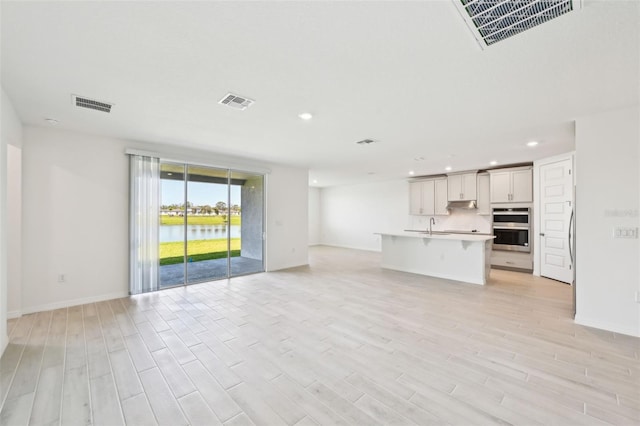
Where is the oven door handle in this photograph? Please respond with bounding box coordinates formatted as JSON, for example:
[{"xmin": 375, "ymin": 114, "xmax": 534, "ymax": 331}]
[
  {"xmin": 493, "ymin": 226, "xmax": 529, "ymax": 230},
  {"xmin": 492, "ymin": 212, "xmax": 530, "ymax": 215}
]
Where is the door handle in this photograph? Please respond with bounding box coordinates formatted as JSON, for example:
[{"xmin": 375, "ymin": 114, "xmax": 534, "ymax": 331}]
[
  {"xmin": 539, "ymin": 233, "xmax": 545, "ymax": 237},
  {"xmin": 568, "ymin": 209, "xmax": 574, "ymax": 265}
]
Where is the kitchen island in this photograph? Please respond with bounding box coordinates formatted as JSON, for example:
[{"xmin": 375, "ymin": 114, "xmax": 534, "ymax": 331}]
[{"xmin": 375, "ymin": 231, "xmax": 495, "ymax": 285}]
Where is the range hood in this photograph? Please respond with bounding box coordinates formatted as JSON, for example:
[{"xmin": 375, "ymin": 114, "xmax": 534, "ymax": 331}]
[{"xmin": 447, "ymin": 200, "xmax": 477, "ymax": 210}]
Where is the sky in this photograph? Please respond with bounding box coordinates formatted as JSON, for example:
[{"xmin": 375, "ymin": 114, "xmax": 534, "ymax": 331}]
[{"xmin": 162, "ymin": 180, "xmax": 241, "ymax": 206}]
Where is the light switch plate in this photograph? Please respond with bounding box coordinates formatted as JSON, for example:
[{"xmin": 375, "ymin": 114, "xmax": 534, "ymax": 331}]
[{"xmin": 613, "ymin": 227, "xmax": 638, "ymax": 239}]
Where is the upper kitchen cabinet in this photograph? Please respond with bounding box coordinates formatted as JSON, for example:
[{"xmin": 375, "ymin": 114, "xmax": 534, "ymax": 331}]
[
  {"xmin": 434, "ymin": 178, "xmax": 448, "ymax": 215},
  {"xmin": 489, "ymin": 167, "xmax": 533, "ymax": 203},
  {"xmin": 409, "ymin": 180, "xmax": 434, "ymax": 215},
  {"xmin": 409, "ymin": 178, "xmax": 448, "ymax": 216},
  {"xmin": 447, "ymin": 172, "xmax": 477, "ymax": 201},
  {"xmin": 476, "ymin": 173, "xmax": 491, "ymax": 215}
]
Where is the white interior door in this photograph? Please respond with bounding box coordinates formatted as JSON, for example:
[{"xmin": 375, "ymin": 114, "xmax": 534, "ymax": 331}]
[{"xmin": 540, "ymin": 159, "xmax": 573, "ymax": 283}]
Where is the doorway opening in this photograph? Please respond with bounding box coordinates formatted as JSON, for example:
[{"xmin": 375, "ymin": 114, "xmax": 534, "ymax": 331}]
[{"xmin": 158, "ymin": 163, "xmax": 264, "ymax": 287}]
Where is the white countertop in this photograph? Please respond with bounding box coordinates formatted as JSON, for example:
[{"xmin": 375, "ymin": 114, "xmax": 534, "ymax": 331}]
[{"xmin": 375, "ymin": 231, "xmax": 495, "ymax": 242}]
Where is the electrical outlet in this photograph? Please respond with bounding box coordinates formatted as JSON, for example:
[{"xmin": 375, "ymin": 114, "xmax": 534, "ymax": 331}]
[
  {"xmin": 58, "ymin": 274, "xmax": 66, "ymax": 283},
  {"xmin": 613, "ymin": 227, "xmax": 638, "ymax": 239}
]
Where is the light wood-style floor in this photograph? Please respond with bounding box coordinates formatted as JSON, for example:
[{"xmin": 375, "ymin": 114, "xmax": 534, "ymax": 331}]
[{"xmin": 1, "ymin": 246, "xmax": 639, "ymax": 426}]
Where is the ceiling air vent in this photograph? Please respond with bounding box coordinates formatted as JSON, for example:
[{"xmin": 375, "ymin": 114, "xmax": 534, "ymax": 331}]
[
  {"xmin": 454, "ymin": 0, "xmax": 581, "ymax": 48},
  {"xmin": 72, "ymin": 95, "xmax": 113, "ymax": 113},
  {"xmin": 356, "ymin": 139, "xmax": 375, "ymax": 145},
  {"xmin": 218, "ymin": 93, "xmax": 255, "ymax": 110}
]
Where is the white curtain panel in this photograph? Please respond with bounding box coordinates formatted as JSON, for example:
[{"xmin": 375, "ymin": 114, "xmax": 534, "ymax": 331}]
[{"xmin": 129, "ymin": 155, "xmax": 160, "ymax": 295}]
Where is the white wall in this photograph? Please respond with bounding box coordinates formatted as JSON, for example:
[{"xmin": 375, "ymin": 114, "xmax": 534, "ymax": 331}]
[
  {"xmin": 575, "ymin": 105, "xmax": 639, "ymax": 337},
  {"xmin": 320, "ymin": 180, "xmax": 407, "ymax": 251},
  {"xmin": 17, "ymin": 125, "xmax": 309, "ymax": 316},
  {"xmin": 7, "ymin": 145, "xmax": 22, "ymax": 317},
  {"xmin": 265, "ymin": 166, "xmax": 309, "ymax": 271},
  {"xmin": 308, "ymin": 187, "xmax": 321, "ymax": 246},
  {"xmin": 319, "ymin": 179, "xmax": 491, "ymax": 252},
  {"xmin": 22, "ymin": 126, "xmax": 130, "ymax": 313},
  {"xmin": 1, "ymin": 88, "xmax": 23, "ymax": 353}
]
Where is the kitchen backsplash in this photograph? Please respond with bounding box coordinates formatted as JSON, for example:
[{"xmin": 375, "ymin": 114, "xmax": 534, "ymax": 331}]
[{"xmin": 408, "ymin": 210, "xmax": 492, "ymax": 234}]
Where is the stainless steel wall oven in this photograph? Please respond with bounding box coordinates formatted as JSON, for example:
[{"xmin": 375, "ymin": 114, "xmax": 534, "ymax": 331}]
[{"xmin": 492, "ymin": 207, "xmax": 530, "ymax": 252}]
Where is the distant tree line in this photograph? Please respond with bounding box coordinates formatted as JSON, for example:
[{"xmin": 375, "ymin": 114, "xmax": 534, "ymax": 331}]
[{"xmin": 161, "ymin": 201, "xmax": 241, "ymax": 215}]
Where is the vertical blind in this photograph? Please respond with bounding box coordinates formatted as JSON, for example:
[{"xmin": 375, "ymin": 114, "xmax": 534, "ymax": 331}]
[{"xmin": 129, "ymin": 155, "xmax": 160, "ymax": 295}]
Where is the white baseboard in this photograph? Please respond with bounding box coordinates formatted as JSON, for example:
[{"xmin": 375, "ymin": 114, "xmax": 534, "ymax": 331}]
[
  {"xmin": 8, "ymin": 291, "xmax": 130, "ymax": 318},
  {"xmin": 1, "ymin": 334, "xmax": 7, "ymax": 356},
  {"xmin": 318, "ymin": 243, "xmax": 381, "ymax": 253},
  {"xmin": 574, "ymin": 315, "xmax": 639, "ymax": 337},
  {"xmin": 266, "ymin": 262, "xmax": 309, "ymax": 272},
  {"xmin": 7, "ymin": 310, "xmax": 22, "ymax": 319}
]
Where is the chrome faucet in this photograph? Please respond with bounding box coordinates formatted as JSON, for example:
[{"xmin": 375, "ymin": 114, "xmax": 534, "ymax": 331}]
[{"xmin": 429, "ymin": 217, "xmax": 435, "ymax": 235}]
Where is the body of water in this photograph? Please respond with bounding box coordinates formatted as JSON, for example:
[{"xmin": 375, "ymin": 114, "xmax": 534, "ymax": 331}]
[{"xmin": 160, "ymin": 224, "xmax": 241, "ymax": 243}]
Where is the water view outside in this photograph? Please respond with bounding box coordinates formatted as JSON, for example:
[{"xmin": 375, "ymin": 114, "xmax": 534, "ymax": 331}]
[
  {"xmin": 158, "ymin": 163, "xmax": 264, "ymax": 287},
  {"xmin": 159, "ymin": 224, "xmax": 241, "ymax": 243}
]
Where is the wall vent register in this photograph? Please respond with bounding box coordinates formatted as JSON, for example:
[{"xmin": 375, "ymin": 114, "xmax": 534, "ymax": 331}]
[
  {"xmin": 72, "ymin": 95, "xmax": 113, "ymax": 113},
  {"xmin": 218, "ymin": 93, "xmax": 255, "ymax": 110},
  {"xmin": 454, "ymin": 0, "xmax": 580, "ymax": 47}
]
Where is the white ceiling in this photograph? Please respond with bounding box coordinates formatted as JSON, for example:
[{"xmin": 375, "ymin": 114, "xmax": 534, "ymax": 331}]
[{"xmin": 1, "ymin": 1, "xmax": 638, "ymax": 187}]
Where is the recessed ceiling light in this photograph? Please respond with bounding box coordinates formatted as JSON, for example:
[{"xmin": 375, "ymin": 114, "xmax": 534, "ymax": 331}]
[
  {"xmin": 490, "ymin": 161, "xmax": 498, "ymax": 166},
  {"xmin": 312, "ymin": 179, "xmax": 318, "ymax": 184},
  {"xmin": 167, "ymin": 173, "xmax": 173, "ymax": 176},
  {"xmin": 527, "ymin": 141, "xmax": 539, "ymax": 147},
  {"xmin": 298, "ymin": 112, "xmax": 313, "ymax": 120},
  {"xmin": 44, "ymin": 118, "xmax": 59, "ymax": 125},
  {"xmin": 414, "ymin": 157, "xmax": 424, "ymax": 161},
  {"xmin": 445, "ymin": 166, "xmax": 452, "ymax": 171},
  {"xmin": 409, "ymin": 171, "xmax": 415, "ymax": 176}
]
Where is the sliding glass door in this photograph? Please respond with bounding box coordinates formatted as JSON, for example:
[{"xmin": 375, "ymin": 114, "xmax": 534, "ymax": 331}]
[
  {"xmin": 230, "ymin": 171, "xmax": 264, "ymax": 276},
  {"xmin": 185, "ymin": 165, "xmax": 231, "ymax": 283},
  {"xmin": 159, "ymin": 162, "xmax": 264, "ymax": 288},
  {"xmin": 159, "ymin": 163, "xmax": 186, "ymax": 288}
]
